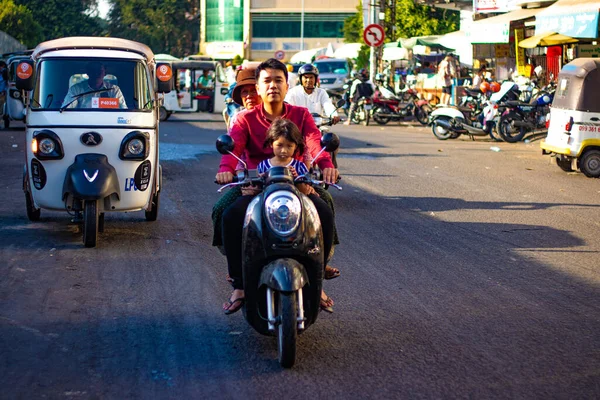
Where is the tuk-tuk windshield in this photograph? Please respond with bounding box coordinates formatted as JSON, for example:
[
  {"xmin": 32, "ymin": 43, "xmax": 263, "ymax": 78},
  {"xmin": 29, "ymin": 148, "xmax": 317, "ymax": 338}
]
[{"xmin": 32, "ymin": 58, "xmax": 152, "ymax": 111}]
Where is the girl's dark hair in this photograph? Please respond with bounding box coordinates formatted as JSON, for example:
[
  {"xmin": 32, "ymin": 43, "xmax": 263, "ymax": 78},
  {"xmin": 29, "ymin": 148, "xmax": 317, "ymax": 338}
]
[
  {"xmin": 263, "ymin": 118, "xmax": 305, "ymax": 156},
  {"xmin": 256, "ymin": 58, "xmax": 288, "ymax": 82}
]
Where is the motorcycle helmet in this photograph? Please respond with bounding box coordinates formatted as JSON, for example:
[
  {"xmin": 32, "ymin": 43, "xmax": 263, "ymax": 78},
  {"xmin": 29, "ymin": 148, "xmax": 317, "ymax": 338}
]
[
  {"xmin": 480, "ymin": 81, "xmax": 491, "ymax": 93},
  {"xmin": 536, "ymin": 93, "xmax": 553, "ymax": 106},
  {"xmin": 298, "ymin": 63, "xmax": 319, "ymax": 84},
  {"xmin": 375, "ymin": 73, "xmax": 385, "ymax": 82},
  {"xmin": 490, "ymin": 81, "xmax": 501, "ymax": 93}
]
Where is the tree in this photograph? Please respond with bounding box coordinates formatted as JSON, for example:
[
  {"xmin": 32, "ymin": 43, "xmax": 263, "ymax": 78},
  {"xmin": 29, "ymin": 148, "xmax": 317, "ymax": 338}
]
[
  {"xmin": 393, "ymin": 0, "xmax": 458, "ymax": 38},
  {"xmin": 14, "ymin": 0, "xmax": 103, "ymax": 41},
  {"xmin": 343, "ymin": 4, "xmax": 364, "ymax": 43},
  {"xmin": 0, "ymin": 0, "xmax": 43, "ymax": 48},
  {"xmin": 107, "ymin": 0, "xmax": 200, "ymax": 58}
]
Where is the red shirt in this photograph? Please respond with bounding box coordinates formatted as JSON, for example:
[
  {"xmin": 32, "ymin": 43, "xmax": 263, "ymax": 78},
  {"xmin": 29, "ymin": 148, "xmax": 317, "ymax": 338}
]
[{"xmin": 218, "ymin": 103, "xmax": 334, "ymax": 173}]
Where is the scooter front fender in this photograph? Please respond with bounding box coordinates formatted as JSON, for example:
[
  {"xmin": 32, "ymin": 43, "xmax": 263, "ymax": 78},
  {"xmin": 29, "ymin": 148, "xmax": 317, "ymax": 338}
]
[
  {"xmin": 259, "ymin": 258, "xmax": 308, "ymax": 292},
  {"xmin": 63, "ymin": 154, "xmax": 120, "ymax": 201}
]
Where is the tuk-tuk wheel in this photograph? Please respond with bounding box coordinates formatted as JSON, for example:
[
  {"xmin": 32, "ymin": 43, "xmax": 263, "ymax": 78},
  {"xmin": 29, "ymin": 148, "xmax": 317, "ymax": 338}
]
[
  {"xmin": 25, "ymin": 190, "xmax": 41, "ymax": 221},
  {"xmin": 83, "ymin": 200, "xmax": 99, "ymax": 248},
  {"xmin": 145, "ymin": 192, "xmax": 160, "ymax": 221},
  {"xmin": 3, "ymin": 115, "xmax": 9, "ymax": 129},
  {"xmin": 555, "ymin": 157, "xmax": 573, "ymax": 172},
  {"xmin": 579, "ymin": 150, "xmax": 600, "ymax": 178},
  {"xmin": 159, "ymin": 106, "xmax": 169, "ymax": 121}
]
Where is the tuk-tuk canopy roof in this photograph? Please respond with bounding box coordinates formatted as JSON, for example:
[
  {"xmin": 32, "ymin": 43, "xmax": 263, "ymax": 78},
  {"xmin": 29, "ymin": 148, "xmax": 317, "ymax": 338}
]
[
  {"xmin": 171, "ymin": 60, "xmax": 220, "ymax": 70},
  {"xmin": 553, "ymin": 58, "xmax": 600, "ymax": 113},
  {"xmin": 32, "ymin": 37, "xmax": 155, "ymax": 62}
]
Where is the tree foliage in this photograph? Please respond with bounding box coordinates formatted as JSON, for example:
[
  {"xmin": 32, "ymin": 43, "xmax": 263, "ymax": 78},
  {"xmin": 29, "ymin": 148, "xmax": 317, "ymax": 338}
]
[
  {"xmin": 393, "ymin": 0, "xmax": 458, "ymax": 38},
  {"xmin": 14, "ymin": 0, "xmax": 103, "ymax": 41},
  {"xmin": 0, "ymin": 0, "xmax": 43, "ymax": 48},
  {"xmin": 343, "ymin": 4, "xmax": 364, "ymax": 44},
  {"xmin": 107, "ymin": 0, "xmax": 200, "ymax": 58}
]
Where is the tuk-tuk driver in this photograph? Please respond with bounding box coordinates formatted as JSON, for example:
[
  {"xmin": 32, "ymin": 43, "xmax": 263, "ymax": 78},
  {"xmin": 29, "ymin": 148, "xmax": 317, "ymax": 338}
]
[
  {"xmin": 197, "ymin": 69, "xmax": 214, "ymax": 89},
  {"xmin": 62, "ymin": 62, "xmax": 127, "ymax": 109}
]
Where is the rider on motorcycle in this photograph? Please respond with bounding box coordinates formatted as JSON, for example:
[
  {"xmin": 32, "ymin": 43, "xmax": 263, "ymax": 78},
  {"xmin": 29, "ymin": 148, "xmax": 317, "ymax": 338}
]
[
  {"xmin": 374, "ymin": 73, "xmax": 398, "ymax": 100},
  {"xmin": 344, "ymin": 68, "xmax": 375, "ymax": 125},
  {"xmin": 284, "ymin": 63, "xmax": 340, "ymax": 124}
]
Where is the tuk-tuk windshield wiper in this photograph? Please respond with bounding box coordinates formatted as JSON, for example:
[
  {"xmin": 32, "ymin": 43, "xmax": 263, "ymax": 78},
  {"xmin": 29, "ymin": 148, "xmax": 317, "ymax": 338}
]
[{"xmin": 60, "ymin": 88, "xmax": 112, "ymax": 111}]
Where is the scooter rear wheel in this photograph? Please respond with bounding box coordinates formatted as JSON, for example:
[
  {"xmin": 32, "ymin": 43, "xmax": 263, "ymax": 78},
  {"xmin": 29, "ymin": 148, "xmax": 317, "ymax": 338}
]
[
  {"xmin": 415, "ymin": 105, "xmax": 432, "ymax": 125},
  {"xmin": 432, "ymin": 119, "xmax": 453, "ymax": 140},
  {"xmin": 83, "ymin": 200, "xmax": 99, "ymax": 248},
  {"xmin": 277, "ymin": 291, "xmax": 297, "ymax": 368}
]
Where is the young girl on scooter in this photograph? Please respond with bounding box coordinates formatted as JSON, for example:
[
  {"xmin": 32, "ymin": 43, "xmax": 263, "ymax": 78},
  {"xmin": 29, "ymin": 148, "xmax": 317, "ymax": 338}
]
[{"xmin": 258, "ymin": 118, "xmax": 315, "ymax": 196}]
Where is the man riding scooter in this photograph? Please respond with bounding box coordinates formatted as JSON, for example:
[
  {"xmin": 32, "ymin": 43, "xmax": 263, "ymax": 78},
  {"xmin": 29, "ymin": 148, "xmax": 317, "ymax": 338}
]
[{"xmin": 284, "ymin": 63, "xmax": 340, "ymax": 124}]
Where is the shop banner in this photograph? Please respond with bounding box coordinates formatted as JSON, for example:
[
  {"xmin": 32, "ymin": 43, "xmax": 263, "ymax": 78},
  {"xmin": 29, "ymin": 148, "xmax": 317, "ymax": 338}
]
[
  {"xmin": 474, "ymin": 0, "xmax": 519, "ymax": 14},
  {"xmin": 514, "ymin": 28, "xmax": 526, "ymax": 75},
  {"xmin": 536, "ymin": 11, "xmax": 599, "ymax": 38}
]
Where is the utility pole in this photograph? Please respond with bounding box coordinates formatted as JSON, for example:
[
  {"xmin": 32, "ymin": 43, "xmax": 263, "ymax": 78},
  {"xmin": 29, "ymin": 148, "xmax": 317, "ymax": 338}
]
[
  {"xmin": 300, "ymin": 0, "xmax": 305, "ymax": 51},
  {"xmin": 369, "ymin": 1, "xmax": 377, "ymax": 82}
]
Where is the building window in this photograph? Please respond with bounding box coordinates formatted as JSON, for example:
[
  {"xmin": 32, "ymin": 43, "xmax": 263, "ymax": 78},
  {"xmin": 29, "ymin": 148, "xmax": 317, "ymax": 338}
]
[
  {"xmin": 251, "ymin": 13, "xmax": 352, "ymax": 39},
  {"xmin": 251, "ymin": 42, "xmax": 274, "ymax": 50},
  {"xmin": 206, "ymin": 0, "xmax": 244, "ymax": 42}
]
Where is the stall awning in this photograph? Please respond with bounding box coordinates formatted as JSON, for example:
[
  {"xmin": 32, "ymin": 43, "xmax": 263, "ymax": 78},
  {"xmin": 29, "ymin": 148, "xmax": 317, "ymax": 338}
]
[
  {"xmin": 519, "ymin": 32, "xmax": 579, "ymax": 48},
  {"xmin": 466, "ymin": 7, "xmax": 547, "ymax": 44},
  {"xmin": 535, "ymin": 0, "xmax": 599, "ymax": 38},
  {"xmin": 382, "ymin": 43, "xmax": 409, "ymax": 61},
  {"xmin": 290, "ymin": 47, "xmax": 326, "ymax": 64}
]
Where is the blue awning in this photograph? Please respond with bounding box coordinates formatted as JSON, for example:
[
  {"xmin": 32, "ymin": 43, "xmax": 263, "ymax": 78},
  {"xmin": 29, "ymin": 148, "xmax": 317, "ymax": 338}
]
[{"xmin": 535, "ymin": 0, "xmax": 599, "ymax": 38}]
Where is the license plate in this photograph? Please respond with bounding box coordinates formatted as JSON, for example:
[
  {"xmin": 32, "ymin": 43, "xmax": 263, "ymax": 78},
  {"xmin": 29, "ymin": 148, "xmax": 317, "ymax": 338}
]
[{"xmin": 364, "ymin": 104, "xmax": 372, "ymax": 110}]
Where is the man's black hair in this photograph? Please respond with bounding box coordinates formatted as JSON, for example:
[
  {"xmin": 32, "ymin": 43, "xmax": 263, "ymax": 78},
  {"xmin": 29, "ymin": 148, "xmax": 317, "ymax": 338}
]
[{"xmin": 255, "ymin": 58, "xmax": 288, "ymax": 82}]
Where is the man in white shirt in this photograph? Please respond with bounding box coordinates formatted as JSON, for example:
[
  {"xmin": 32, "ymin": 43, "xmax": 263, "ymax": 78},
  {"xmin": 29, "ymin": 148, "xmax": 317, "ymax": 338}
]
[
  {"xmin": 62, "ymin": 62, "xmax": 127, "ymax": 109},
  {"xmin": 285, "ymin": 63, "xmax": 340, "ymax": 124}
]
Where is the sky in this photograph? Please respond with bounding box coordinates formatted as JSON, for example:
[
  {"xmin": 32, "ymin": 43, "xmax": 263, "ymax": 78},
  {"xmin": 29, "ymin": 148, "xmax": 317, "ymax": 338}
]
[{"xmin": 98, "ymin": 0, "xmax": 110, "ymax": 19}]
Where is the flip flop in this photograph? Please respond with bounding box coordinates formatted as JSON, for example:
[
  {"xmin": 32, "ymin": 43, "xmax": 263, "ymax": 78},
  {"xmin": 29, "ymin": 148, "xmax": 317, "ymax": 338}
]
[
  {"xmin": 223, "ymin": 297, "xmax": 245, "ymax": 315},
  {"xmin": 320, "ymin": 296, "xmax": 334, "ymax": 314},
  {"xmin": 324, "ymin": 265, "xmax": 341, "ymax": 280}
]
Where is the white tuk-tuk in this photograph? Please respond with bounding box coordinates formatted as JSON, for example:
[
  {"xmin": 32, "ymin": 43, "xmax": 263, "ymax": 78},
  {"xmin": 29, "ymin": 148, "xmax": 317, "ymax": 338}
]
[
  {"xmin": 541, "ymin": 58, "xmax": 600, "ymax": 178},
  {"xmin": 18, "ymin": 37, "xmax": 174, "ymax": 247},
  {"xmin": 160, "ymin": 60, "xmax": 227, "ymax": 120},
  {"xmin": 1, "ymin": 51, "xmax": 33, "ymax": 128}
]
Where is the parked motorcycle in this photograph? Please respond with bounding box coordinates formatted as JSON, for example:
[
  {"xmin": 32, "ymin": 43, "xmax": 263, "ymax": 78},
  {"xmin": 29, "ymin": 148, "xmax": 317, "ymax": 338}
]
[
  {"xmin": 496, "ymin": 84, "xmax": 555, "ymax": 143},
  {"xmin": 429, "ymin": 82, "xmax": 517, "ymax": 141},
  {"xmin": 371, "ymin": 88, "xmax": 431, "ymax": 126},
  {"xmin": 215, "ymin": 133, "xmax": 341, "ymax": 368}
]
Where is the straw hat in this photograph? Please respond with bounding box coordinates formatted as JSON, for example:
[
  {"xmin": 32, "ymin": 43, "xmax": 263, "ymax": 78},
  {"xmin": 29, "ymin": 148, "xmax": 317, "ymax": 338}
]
[{"xmin": 232, "ymin": 68, "xmax": 257, "ymax": 105}]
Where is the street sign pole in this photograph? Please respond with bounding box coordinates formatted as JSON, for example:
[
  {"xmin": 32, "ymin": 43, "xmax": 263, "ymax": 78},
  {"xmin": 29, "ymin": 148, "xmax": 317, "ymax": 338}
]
[{"xmin": 369, "ymin": 2, "xmax": 376, "ymax": 82}]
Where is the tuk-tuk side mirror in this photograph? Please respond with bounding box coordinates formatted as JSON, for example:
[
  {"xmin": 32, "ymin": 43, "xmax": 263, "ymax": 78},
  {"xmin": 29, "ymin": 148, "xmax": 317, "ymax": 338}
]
[
  {"xmin": 156, "ymin": 63, "xmax": 174, "ymax": 93},
  {"xmin": 15, "ymin": 60, "xmax": 34, "ymax": 91}
]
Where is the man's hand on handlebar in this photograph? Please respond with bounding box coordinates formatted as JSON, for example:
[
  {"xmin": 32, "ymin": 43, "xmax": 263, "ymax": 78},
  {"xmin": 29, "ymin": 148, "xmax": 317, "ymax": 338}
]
[
  {"xmin": 216, "ymin": 171, "xmax": 234, "ymax": 184},
  {"xmin": 322, "ymin": 168, "xmax": 339, "ymax": 184}
]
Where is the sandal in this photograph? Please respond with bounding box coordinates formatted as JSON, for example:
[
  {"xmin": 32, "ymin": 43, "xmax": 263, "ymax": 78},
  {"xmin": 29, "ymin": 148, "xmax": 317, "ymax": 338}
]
[
  {"xmin": 223, "ymin": 297, "xmax": 245, "ymax": 315},
  {"xmin": 320, "ymin": 296, "xmax": 334, "ymax": 314},
  {"xmin": 324, "ymin": 265, "xmax": 341, "ymax": 280}
]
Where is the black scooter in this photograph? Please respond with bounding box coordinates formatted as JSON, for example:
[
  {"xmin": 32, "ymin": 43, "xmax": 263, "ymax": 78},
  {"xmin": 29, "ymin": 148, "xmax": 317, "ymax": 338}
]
[{"xmin": 215, "ymin": 133, "xmax": 341, "ymax": 368}]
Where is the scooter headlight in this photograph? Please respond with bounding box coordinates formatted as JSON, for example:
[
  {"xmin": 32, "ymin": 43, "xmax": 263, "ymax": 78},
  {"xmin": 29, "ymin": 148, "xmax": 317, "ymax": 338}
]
[
  {"xmin": 127, "ymin": 138, "xmax": 144, "ymax": 155},
  {"xmin": 264, "ymin": 190, "xmax": 302, "ymax": 236},
  {"xmin": 38, "ymin": 138, "xmax": 56, "ymax": 154}
]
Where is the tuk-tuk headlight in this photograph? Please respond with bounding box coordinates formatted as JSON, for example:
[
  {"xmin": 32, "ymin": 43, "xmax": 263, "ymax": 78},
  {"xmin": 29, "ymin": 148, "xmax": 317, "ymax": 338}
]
[
  {"xmin": 127, "ymin": 138, "xmax": 144, "ymax": 155},
  {"xmin": 38, "ymin": 138, "xmax": 55, "ymax": 154},
  {"xmin": 120, "ymin": 131, "xmax": 150, "ymax": 160},
  {"xmin": 264, "ymin": 190, "xmax": 302, "ymax": 236},
  {"xmin": 32, "ymin": 130, "xmax": 64, "ymax": 160}
]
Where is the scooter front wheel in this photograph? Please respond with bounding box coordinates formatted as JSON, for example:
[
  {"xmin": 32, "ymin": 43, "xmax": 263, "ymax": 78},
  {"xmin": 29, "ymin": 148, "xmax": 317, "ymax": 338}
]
[
  {"xmin": 83, "ymin": 200, "xmax": 99, "ymax": 248},
  {"xmin": 416, "ymin": 105, "xmax": 432, "ymax": 125},
  {"xmin": 277, "ymin": 291, "xmax": 297, "ymax": 368}
]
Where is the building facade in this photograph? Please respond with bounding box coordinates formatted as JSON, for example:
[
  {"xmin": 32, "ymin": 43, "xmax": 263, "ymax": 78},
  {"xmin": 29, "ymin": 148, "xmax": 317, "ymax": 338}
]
[{"xmin": 200, "ymin": 0, "xmax": 357, "ymax": 61}]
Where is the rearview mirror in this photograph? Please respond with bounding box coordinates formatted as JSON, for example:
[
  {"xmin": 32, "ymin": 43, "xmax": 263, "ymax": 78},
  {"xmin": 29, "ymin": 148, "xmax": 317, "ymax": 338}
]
[
  {"xmin": 15, "ymin": 60, "xmax": 34, "ymax": 91},
  {"xmin": 156, "ymin": 63, "xmax": 174, "ymax": 93},
  {"xmin": 216, "ymin": 134, "xmax": 235, "ymax": 155},
  {"xmin": 336, "ymin": 99, "xmax": 345, "ymax": 108},
  {"xmin": 320, "ymin": 132, "xmax": 340, "ymax": 152}
]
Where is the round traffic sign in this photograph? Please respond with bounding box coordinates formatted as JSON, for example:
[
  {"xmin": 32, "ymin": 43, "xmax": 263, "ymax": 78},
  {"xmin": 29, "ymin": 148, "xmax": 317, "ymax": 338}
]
[
  {"xmin": 363, "ymin": 24, "xmax": 385, "ymax": 47},
  {"xmin": 274, "ymin": 50, "xmax": 286, "ymax": 60}
]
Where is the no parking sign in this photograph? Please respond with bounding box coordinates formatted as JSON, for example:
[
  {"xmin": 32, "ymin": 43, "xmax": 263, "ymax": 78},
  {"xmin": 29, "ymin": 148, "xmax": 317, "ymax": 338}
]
[{"xmin": 274, "ymin": 50, "xmax": 285, "ymax": 60}]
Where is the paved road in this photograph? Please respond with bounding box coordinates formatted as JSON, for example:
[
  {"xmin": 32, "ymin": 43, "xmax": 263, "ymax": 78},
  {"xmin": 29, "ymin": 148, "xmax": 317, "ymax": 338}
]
[{"xmin": 1, "ymin": 115, "xmax": 599, "ymax": 398}]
